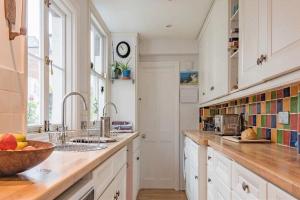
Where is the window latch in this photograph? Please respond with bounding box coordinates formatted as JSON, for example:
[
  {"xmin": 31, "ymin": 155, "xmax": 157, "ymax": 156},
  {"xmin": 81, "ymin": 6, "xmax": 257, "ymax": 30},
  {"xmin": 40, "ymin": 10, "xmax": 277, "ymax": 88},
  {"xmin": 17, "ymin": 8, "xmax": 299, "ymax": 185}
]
[{"xmin": 45, "ymin": 56, "xmax": 53, "ymax": 75}]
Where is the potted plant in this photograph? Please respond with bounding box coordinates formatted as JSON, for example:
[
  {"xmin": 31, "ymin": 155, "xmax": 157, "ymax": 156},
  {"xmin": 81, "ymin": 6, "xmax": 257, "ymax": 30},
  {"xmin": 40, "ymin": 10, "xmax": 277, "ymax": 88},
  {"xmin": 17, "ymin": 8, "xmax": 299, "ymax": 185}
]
[
  {"xmin": 111, "ymin": 61, "xmax": 122, "ymax": 79},
  {"xmin": 119, "ymin": 58, "xmax": 131, "ymax": 80}
]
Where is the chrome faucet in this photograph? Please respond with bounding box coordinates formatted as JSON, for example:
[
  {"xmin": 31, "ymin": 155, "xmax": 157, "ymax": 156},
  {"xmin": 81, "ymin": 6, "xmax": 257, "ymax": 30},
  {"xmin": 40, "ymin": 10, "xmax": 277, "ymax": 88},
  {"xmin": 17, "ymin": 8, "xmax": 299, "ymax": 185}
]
[
  {"xmin": 61, "ymin": 92, "xmax": 88, "ymax": 143},
  {"xmin": 102, "ymin": 102, "xmax": 118, "ymax": 117}
]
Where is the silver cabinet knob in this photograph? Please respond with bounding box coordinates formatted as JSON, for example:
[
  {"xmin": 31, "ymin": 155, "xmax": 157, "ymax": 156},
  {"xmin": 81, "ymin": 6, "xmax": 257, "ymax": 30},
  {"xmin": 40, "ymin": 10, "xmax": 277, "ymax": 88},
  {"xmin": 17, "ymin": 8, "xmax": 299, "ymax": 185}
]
[
  {"xmin": 141, "ymin": 134, "xmax": 146, "ymax": 139},
  {"xmin": 242, "ymin": 182, "xmax": 250, "ymax": 193}
]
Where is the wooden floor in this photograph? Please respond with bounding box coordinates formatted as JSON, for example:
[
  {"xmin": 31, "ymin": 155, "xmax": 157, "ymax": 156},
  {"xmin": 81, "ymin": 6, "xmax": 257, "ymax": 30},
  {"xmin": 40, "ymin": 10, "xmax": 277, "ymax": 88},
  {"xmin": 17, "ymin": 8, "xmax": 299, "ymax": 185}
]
[{"xmin": 137, "ymin": 189, "xmax": 187, "ymax": 200}]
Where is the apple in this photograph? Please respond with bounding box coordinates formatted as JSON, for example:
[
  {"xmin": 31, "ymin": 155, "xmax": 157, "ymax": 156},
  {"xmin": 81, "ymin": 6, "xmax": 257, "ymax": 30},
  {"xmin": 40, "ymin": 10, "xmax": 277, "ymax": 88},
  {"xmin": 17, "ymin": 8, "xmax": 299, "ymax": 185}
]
[{"xmin": 0, "ymin": 133, "xmax": 17, "ymax": 150}]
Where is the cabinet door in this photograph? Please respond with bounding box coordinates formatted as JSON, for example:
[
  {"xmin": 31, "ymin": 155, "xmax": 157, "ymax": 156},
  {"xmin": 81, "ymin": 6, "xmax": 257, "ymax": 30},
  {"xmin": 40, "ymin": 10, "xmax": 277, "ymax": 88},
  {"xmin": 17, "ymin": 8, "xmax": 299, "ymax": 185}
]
[
  {"xmin": 262, "ymin": 0, "xmax": 300, "ymax": 79},
  {"xmin": 268, "ymin": 183, "xmax": 297, "ymax": 200},
  {"xmin": 199, "ymin": 0, "xmax": 229, "ymax": 103},
  {"xmin": 239, "ymin": 0, "xmax": 266, "ymax": 88},
  {"xmin": 132, "ymin": 150, "xmax": 141, "ymax": 200}
]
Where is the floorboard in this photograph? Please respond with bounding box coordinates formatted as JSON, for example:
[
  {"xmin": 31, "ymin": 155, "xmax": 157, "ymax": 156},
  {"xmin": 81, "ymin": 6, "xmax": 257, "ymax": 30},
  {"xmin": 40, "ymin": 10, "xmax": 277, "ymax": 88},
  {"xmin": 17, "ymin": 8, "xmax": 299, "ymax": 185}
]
[{"xmin": 137, "ymin": 189, "xmax": 187, "ymax": 200}]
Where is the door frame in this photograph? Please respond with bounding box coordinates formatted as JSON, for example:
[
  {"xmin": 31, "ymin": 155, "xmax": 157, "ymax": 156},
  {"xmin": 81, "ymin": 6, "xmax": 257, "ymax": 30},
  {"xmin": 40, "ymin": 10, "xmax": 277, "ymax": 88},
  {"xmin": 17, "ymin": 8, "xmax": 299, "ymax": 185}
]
[{"xmin": 138, "ymin": 61, "xmax": 180, "ymax": 190}]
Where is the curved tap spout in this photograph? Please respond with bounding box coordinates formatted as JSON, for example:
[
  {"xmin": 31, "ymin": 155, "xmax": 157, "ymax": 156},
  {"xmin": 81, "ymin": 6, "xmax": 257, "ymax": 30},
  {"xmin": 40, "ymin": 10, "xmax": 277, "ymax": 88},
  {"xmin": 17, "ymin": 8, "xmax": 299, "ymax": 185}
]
[{"xmin": 102, "ymin": 102, "xmax": 118, "ymax": 117}]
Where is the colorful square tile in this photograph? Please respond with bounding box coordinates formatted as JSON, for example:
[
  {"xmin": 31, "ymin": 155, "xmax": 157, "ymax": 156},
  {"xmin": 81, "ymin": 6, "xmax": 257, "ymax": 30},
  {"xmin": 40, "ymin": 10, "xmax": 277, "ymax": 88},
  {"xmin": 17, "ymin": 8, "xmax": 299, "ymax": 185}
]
[
  {"xmin": 277, "ymin": 122, "xmax": 284, "ymax": 129},
  {"xmin": 266, "ymin": 101, "xmax": 271, "ymax": 114},
  {"xmin": 252, "ymin": 104, "xmax": 257, "ymax": 114},
  {"xmin": 283, "ymin": 131, "xmax": 291, "ymax": 146},
  {"xmin": 261, "ymin": 93, "xmax": 266, "ymax": 101},
  {"xmin": 271, "ymin": 91, "xmax": 277, "ymax": 100},
  {"xmin": 253, "ymin": 115, "xmax": 257, "ymax": 126},
  {"xmin": 257, "ymin": 115, "xmax": 261, "ymax": 127},
  {"xmin": 271, "ymin": 101, "xmax": 277, "ymax": 114},
  {"xmin": 267, "ymin": 115, "xmax": 271, "ymax": 128},
  {"xmin": 257, "ymin": 128, "xmax": 262, "ymax": 139},
  {"xmin": 252, "ymin": 95, "xmax": 257, "ymax": 103},
  {"xmin": 290, "ymin": 131, "xmax": 298, "ymax": 148},
  {"xmin": 291, "ymin": 85, "xmax": 298, "ymax": 96},
  {"xmin": 271, "ymin": 115, "xmax": 277, "ymax": 128},
  {"xmin": 284, "ymin": 87, "xmax": 291, "ymax": 97},
  {"xmin": 271, "ymin": 129, "xmax": 277, "ymax": 143},
  {"xmin": 261, "ymin": 115, "xmax": 267, "ymax": 127},
  {"xmin": 277, "ymin": 99, "xmax": 283, "ymax": 113},
  {"xmin": 261, "ymin": 102, "xmax": 266, "ymax": 114},
  {"xmin": 266, "ymin": 128, "xmax": 271, "ymax": 140},
  {"xmin": 283, "ymin": 98, "xmax": 290, "ymax": 112},
  {"xmin": 290, "ymin": 96, "xmax": 298, "ymax": 113},
  {"xmin": 277, "ymin": 130, "xmax": 283, "ymax": 144},
  {"xmin": 298, "ymin": 114, "xmax": 300, "ymax": 132},
  {"xmin": 266, "ymin": 92, "xmax": 272, "ymax": 101},
  {"xmin": 290, "ymin": 114, "xmax": 298, "ymax": 131},
  {"xmin": 298, "ymin": 93, "xmax": 300, "ymax": 112},
  {"xmin": 257, "ymin": 103, "xmax": 261, "ymax": 114},
  {"xmin": 262, "ymin": 128, "xmax": 267, "ymax": 139},
  {"xmin": 277, "ymin": 89, "xmax": 284, "ymax": 99}
]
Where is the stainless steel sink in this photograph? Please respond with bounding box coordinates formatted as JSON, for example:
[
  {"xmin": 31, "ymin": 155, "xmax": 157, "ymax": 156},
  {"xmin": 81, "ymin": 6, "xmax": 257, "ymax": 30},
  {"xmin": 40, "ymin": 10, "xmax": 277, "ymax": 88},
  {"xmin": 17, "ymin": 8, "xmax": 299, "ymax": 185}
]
[{"xmin": 55, "ymin": 143, "xmax": 107, "ymax": 152}]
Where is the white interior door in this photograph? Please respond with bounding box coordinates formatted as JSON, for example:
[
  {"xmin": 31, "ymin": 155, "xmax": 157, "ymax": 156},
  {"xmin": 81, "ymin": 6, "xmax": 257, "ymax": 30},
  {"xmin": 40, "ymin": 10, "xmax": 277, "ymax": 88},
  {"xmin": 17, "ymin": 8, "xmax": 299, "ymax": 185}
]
[{"xmin": 138, "ymin": 62, "xmax": 179, "ymax": 190}]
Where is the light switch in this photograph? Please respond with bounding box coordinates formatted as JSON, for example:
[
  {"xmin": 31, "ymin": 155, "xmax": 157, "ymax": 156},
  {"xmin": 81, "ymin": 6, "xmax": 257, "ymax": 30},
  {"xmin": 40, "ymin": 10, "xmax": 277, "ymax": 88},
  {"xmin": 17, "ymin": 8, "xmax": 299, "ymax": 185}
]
[{"xmin": 278, "ymin": 112, "xmax": 289, "ymax": 124}]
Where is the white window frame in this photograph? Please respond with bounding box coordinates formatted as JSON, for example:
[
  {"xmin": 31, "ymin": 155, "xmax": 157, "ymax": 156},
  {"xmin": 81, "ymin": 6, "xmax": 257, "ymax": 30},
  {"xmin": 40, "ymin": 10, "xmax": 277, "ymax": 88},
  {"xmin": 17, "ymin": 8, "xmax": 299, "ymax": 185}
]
[
  {"xmin": 27, "ymin": 0, "xmax": 74, "ymax": 132},
  {"xmin": 89, "ymin": 12, "xmax": 108, "ymax": 121}
]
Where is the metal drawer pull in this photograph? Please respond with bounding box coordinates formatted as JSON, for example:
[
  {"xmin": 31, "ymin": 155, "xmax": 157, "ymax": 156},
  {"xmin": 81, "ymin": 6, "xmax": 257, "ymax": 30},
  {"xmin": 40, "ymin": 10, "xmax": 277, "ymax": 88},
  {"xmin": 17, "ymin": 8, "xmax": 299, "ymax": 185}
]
[
  {"xmin": 242, "ymin": 182, "xmax": 250, "ymax": 193},
  {"xmin": 137, "ymin": 157, "xmax": 140, "ymax": 160},
  {"xmin": 208, "ymin": 156, "xmax": 212, "ymax": 160},
  {"xmin": 208, "ymin": 178, "xmax": 211, "ymax": 182},
  {"xmin": 194, "ymin": 176, "xmax": 198, "ymax": 179}
]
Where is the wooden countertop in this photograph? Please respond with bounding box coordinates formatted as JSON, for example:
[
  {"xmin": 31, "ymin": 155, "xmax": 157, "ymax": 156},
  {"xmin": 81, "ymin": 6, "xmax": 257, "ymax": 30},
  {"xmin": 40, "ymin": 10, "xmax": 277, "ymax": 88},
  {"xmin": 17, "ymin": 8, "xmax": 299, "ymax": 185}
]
[
  {"xmin": 0, "ymin": 132, "xmax": 139, "ymax": 200},
  {"xmin": 184, "ymin": 130, "xmax": 300, "ymax": 199}
]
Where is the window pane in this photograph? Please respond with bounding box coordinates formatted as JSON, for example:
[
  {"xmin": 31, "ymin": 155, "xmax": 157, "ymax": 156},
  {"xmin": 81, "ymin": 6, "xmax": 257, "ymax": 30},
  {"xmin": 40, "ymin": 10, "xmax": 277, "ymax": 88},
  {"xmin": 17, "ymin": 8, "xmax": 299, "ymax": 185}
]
[
  {"xmin": 90, "ymin": 75, "xmax": 99, "ymax": 121},
  {"xmin": 91, "ymin": 27, "xmax": 104, "ymax": 75},
  {"xmin": 49, "ymin": 10, "xmax": 64, "ymax": 68},
  {"xmin": 27, "ymin": 56, "xmax": 41, "ymax": 125},
  {"xmin": 27, "ymin": 0, "xmax": 42, "ymax": 125},
  {"xmin": 27, "ymin": 0, "xmax": 42, "ymax": 57},
  {"xmin": 49, "ymin": 67, "xmax": 64, "ymax": 124},
  {"xmin": 49, "ymin": 8, "xmax": 65, "ymax": 124}
]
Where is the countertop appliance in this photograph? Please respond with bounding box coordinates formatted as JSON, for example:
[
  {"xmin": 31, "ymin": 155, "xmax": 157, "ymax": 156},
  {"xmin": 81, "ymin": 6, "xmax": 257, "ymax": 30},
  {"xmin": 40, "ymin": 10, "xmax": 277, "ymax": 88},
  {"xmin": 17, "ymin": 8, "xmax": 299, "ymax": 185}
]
[{"xmin": 214, "ymin": 114, "xmax": 240, "ymax": 136}]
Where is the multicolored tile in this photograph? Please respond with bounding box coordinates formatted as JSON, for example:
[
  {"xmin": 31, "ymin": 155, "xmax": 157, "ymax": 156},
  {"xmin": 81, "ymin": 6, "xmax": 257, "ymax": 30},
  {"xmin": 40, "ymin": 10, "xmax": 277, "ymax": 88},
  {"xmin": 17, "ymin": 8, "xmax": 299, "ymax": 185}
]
[
  {"xmin": 290, "ymin": 131, "xmax": 298, "ymax": 148},
  {"xmin": 283, "ymin": 98, "xmax": 290, "ymax": 112},
  {"xmin": 271, "ymin": 129, "xmax": 277, "ymax": 143},
  {"xmin": 277, "ymin": 89, "xmax": 283, "ymax": 99},
  {"xmin": 266, "ymin": 101, "xmax": 271, "ymax": 114},
  {"xmin": 283, "ymin": 131, "xmax": 291, "ymax": 146},
  {"xmin": 290, "ymin": 96, "xmax": 298, "ymax": 113},
  {"xmin": 291, "ymin": 85, "xmax": 298, "ymax": 96},
  {"xmin": 277, "ymin": 99, "xmax": 283, "ymax": 113},
  {"xmin": 290, "ymin": 114, "xmax": 298, "ymax": 131},
  {"xmin": 271, "ymin": 101, "xmax": 277, "ymax": 114},
  {"xmin": 271, "ymin": 91, "xmax": 277, "ymax": 100},
  {"xmin": 284, "ymin": 87, "xmax": 291, "ymax": 97},
  {"xmin": 277, "ymin": 130, "xmax": 283, "ymax": 144}
]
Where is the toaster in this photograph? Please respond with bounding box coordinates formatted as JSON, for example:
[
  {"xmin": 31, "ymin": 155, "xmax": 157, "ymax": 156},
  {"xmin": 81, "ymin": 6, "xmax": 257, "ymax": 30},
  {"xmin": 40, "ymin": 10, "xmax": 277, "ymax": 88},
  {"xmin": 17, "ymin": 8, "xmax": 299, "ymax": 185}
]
[{"xmin": 214, "ymin": 114, "xmax": 240, "ymax": 135}]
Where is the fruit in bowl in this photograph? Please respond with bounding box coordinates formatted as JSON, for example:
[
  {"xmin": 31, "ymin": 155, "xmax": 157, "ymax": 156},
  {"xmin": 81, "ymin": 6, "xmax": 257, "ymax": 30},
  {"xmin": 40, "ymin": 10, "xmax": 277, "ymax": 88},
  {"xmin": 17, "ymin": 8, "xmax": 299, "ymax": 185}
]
[{"xmin": 0, "ymin": 133, "xmax": 54, "ymax": 176}]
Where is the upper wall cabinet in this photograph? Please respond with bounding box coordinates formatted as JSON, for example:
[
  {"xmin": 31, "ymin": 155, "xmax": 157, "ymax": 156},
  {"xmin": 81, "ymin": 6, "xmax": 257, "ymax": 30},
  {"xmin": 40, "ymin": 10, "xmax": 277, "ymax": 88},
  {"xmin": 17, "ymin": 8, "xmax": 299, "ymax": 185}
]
[
  {"xmin": 199, "ymin": 0, "xmax": 229, "ymax": 103},
  {"xmin": 239, "ymin": 0, "xmax": 300, "ymax": 89}
]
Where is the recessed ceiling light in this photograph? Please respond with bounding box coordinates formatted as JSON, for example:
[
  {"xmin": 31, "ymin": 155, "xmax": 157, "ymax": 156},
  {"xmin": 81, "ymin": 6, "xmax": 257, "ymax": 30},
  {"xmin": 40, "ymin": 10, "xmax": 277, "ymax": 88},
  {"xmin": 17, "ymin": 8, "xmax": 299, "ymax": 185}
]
[{"xmin": 165, "ymin": 24, "xmax": 173, "ymax": 28}]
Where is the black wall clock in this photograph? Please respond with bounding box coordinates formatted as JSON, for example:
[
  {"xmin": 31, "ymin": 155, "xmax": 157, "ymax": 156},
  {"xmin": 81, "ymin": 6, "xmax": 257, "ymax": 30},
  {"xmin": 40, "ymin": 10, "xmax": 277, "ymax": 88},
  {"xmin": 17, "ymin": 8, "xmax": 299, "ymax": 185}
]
[{"xmin": 116, "ymin": 41, "xmax": 131, "ymax": 58}]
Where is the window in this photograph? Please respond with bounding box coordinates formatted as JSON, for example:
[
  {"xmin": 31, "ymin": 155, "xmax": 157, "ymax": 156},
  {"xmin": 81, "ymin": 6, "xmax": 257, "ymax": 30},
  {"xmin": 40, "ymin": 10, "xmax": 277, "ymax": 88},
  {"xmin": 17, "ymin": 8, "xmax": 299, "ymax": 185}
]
[
  {"xmin": 90, "ymin": 21, "xmax": 106, "ymax": 121},
  {"xmin": 27, "ymin": 0, "xmax": 70, "ymax": 129}
]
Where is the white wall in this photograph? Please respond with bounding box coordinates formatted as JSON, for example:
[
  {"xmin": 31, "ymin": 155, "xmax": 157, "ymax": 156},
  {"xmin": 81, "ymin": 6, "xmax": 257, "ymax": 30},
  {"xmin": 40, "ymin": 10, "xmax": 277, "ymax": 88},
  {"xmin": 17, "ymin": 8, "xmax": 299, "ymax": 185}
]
[
  {"xmin": 139, "ymin": 38, "xmax": 199, "ymax": 190},
  {"xmin": 0, "ymin": 0, "xmax": 26, "ymax": 132}
]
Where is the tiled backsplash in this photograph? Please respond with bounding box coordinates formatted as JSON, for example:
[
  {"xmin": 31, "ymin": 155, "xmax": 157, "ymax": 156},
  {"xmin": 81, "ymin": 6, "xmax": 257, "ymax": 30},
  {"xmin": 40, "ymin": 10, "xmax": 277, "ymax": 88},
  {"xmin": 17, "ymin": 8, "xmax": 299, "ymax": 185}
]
[{"xmin": 199, "ymin": 82, "xmax": 300, "ymax": 149}]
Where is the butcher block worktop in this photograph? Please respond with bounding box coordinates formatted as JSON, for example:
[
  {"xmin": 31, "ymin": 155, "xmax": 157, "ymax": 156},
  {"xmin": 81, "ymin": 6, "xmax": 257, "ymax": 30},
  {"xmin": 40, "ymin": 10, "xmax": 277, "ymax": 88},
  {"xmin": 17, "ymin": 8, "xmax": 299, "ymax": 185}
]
[
  {"xmin": 184, "ymin": 130, "xmax": 300, "ymax": 199},
  {"xmin": 0, "ymin": 132, "xmax": 139, "ymax": 200}
]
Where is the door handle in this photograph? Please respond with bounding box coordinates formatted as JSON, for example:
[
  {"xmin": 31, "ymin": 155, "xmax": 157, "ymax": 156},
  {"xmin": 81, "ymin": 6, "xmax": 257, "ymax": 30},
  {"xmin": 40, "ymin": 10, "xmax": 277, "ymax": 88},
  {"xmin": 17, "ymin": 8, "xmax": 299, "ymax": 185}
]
[{"xmin": 141, "ymin": 134, "xmax": 146, "ymax": 139}]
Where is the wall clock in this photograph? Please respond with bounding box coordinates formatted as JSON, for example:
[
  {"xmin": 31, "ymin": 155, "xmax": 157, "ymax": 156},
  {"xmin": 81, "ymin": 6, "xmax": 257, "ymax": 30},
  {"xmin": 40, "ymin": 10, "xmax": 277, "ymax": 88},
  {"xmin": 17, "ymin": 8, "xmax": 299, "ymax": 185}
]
[{"xmin": 116, "ymin": 41, "xmax": 131, "ymax": 58}]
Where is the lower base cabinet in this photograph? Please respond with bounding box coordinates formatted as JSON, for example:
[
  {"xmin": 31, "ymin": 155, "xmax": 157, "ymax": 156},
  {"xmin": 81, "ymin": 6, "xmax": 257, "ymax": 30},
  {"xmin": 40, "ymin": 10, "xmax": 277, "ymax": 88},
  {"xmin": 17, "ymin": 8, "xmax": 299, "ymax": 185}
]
[
  {"xmin": 207, "ymin": 147, "xmax": 297, "ymax": 200},
  {"xmin": 99, "ymin": 165, "xmax": 127, "ymax": 200}
]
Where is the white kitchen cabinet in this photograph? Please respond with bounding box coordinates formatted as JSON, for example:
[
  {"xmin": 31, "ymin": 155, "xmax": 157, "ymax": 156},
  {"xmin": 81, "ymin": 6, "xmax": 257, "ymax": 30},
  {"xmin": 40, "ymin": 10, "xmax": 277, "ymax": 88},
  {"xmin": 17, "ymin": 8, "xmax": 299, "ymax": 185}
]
[
  {"xmin": 93, "ymin": 147, "xmax": 127, "ymax": 200},
  {"xmin": 184, "ymin": 137, "xmax": 207, "ymax": 200},
  {"xmin": 127, "ymin": 136, "xmax": 141, "ymax": 200},
  {"xmin": 238, "ymin": 0, "xmax": 266, "ymax": 88},
  {"xmin": 268, "ymin": 183, "xmax": 297, "ymax": 200},
  {"xmin": 99, "ymin": 165, "xmax": 127, "ymax": 200},
  {"xmin": 239, "ymin": 0, "xmax": 300, "ymax": 89},
  {"xmin": 199, "ymin": 0, "xmax": 229, "ymax": 103},
  {"xmin": 232, "ymin": 162, "xmax": 267, "ymax": 200},
  {"xmin": 262, "ymin": 0, "xmax": 300, "ymax": 80}
]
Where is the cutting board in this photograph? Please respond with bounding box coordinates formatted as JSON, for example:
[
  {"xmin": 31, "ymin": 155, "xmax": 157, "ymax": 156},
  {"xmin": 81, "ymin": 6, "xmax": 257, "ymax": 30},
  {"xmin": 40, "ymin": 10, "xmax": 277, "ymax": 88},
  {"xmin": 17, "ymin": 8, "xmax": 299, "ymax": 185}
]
[{"xmin": 222, "ymin": 136, "xmax": 271, "ymax": 143}]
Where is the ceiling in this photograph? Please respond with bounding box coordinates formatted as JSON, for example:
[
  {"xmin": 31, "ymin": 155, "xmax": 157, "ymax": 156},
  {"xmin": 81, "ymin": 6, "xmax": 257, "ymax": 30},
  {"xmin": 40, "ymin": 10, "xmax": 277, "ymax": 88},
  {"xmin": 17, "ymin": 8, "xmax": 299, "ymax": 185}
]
[{"xmin": 93, "ymin": 0, "xmax": 213, "ymax": 40}]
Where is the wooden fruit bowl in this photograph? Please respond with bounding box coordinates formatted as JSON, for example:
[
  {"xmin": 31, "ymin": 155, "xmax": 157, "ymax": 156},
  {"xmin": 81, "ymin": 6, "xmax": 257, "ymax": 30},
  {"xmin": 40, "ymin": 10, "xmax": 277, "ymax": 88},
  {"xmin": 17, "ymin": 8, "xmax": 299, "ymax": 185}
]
[{"xmin": 0, "ymin": 140, "xmax": 55, "ymax": 176}]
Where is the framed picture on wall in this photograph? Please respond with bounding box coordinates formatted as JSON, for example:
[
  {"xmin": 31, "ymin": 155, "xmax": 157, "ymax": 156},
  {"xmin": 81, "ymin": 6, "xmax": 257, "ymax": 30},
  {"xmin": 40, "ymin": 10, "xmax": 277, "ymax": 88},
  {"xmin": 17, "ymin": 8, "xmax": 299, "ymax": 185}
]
[{"xmin": 180, "ymin": 71, "xmax": 198, "ymax": 85}]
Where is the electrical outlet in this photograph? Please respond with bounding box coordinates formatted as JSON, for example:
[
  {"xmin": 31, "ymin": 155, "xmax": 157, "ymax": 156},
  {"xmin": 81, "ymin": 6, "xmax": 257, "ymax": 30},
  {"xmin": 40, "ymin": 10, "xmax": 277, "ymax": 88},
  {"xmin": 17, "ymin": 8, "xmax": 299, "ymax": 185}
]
[{"xmin": 278, "ymin": 112, "xmax": 289, "ymax": 124}]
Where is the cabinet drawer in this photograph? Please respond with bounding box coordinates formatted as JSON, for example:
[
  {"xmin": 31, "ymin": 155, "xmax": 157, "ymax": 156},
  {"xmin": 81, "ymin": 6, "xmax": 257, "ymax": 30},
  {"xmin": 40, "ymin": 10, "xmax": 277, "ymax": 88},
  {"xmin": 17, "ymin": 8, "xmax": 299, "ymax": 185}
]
[
  {"xmin": 113, "ymin": 147, "xmax": 127, "ymax": 174},
  {"xmin": 214, "ymin": 150, "xmax": 232, "ymax": 187},
  {"xmin": 268, "ymin": 183, "xmax": 297, "ymax": 200},
  {"xmin": 215, "ymin": 177, "xmax": 231, "ymax": 200},
  {"xmin": 232, "ymin": 162, "xmax": 267, "ymax": 200}
]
